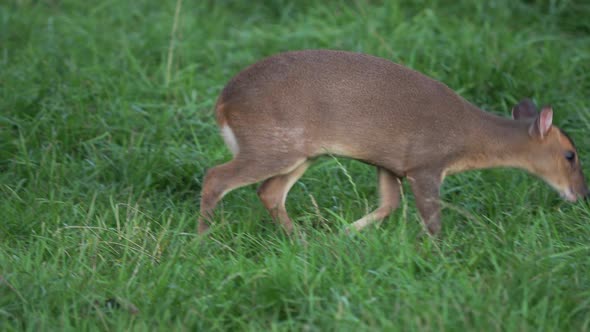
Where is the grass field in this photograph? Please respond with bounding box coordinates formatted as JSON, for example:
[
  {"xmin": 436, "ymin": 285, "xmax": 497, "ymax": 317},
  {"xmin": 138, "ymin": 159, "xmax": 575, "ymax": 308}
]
[{"xmin": 2, "ymin": 0, "xmax": 590, "ymax": 330}]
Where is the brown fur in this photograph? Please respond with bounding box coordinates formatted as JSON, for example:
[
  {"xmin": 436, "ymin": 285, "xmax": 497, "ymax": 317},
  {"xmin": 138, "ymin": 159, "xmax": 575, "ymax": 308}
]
[
  {"xmin": 199, "ymin": 50, "xmax": 588, "ymax": 235},
  {"xmin": 215, "ymin": 102, "xmax": 227, "ymax": 126}
]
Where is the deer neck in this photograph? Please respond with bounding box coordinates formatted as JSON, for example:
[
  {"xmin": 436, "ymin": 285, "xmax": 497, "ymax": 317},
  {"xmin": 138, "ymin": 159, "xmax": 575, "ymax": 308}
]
[{"xmin": 444, "ymin": 104, "xmax": 533, "ymax": 176}]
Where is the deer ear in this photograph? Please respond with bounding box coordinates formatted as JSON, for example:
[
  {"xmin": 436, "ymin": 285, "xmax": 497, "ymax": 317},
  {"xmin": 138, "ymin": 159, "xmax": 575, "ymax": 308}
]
[
  {"xmin": 512, "ymin": 98, "xmax": 538, "ymax": 120},
  {"xmin": 530, "ymin": 106, "xmax": 553, "ymax": 139}
]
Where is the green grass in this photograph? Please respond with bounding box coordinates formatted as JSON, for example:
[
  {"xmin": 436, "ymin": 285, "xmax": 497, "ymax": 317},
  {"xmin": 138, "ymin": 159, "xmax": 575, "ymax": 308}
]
[{"xmin": 2, "ymin": 0, "xmax": 590, "ymax": 330}]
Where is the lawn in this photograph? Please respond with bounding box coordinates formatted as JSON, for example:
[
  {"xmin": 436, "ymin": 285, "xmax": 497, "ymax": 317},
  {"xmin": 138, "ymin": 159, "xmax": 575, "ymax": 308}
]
[{"xmin": 2, "ymin": 0, "xmax": 590, "ymax": 330}]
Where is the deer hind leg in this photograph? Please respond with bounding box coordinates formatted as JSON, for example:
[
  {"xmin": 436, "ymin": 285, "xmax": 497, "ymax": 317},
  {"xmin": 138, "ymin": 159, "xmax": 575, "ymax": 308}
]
[
  {"xmin": 257, "ymin": 161, "xmax": 310, "ymax": 233},
  {"xmin": 349, "ymin": 167, "xmax": 401, "ymax": 232},
  {"xmin": 198, "ymin": 155, "xmax": 307, "ymax": 234}
]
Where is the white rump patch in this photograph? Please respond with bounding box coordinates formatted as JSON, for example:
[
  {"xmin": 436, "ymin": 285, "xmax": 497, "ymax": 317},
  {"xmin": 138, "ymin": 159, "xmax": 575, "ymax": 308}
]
[{"xmin": 221, "ymin": 125, "xmax": 239, "ymax": 156}]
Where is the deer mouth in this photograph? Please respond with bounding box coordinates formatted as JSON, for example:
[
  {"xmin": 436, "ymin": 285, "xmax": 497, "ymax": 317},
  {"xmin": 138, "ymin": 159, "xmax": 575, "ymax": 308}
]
[{"xmin": 560, "ymin": 187, "xmax": 578, "ymax": 202}]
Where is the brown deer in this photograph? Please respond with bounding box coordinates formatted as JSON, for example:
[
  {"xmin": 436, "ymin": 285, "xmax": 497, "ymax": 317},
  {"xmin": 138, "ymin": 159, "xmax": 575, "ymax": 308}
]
[{"xmin": 198, "ymin": 50, "xmax": 588, "ymax": 235}]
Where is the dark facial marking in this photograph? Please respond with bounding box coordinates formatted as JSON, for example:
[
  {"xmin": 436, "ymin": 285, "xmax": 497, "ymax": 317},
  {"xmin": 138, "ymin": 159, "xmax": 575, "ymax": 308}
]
[{"xmin": 558, "ymin": 128, "xmax": 576, "ymax": 150}]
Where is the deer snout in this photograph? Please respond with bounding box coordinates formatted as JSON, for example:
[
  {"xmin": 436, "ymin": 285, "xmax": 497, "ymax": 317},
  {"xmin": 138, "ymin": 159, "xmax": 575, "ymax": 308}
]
[
  {"xmin": 560, "ymin": 182, "xmax": 588, "ymax": 202},
  {"xmin": 569, "ymin": 171, "xmax": 589, "ymax": 202}
]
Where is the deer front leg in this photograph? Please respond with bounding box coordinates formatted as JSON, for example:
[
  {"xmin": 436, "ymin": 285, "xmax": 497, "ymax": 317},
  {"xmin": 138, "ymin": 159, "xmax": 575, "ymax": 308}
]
[
  {"xmin": 349, "ymin": 167, "xmax": 401, "ymax": 232},
  {"xmin": 408, "ymin": 171, "xmax": 442, "ymax": 235}
]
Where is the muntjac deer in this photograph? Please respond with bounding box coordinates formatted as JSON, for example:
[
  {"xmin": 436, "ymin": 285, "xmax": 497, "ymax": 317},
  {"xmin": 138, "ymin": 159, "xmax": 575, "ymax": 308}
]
[{"xmin": 198, "ymin": 50, "xmax": 588, "ymax": 235}]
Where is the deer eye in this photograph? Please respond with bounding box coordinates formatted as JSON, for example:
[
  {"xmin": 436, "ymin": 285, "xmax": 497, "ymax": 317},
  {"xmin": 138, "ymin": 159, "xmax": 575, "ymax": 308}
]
[{"xmin": 565, "ymin": 150, "xmax": 576, "ymax": 162}]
